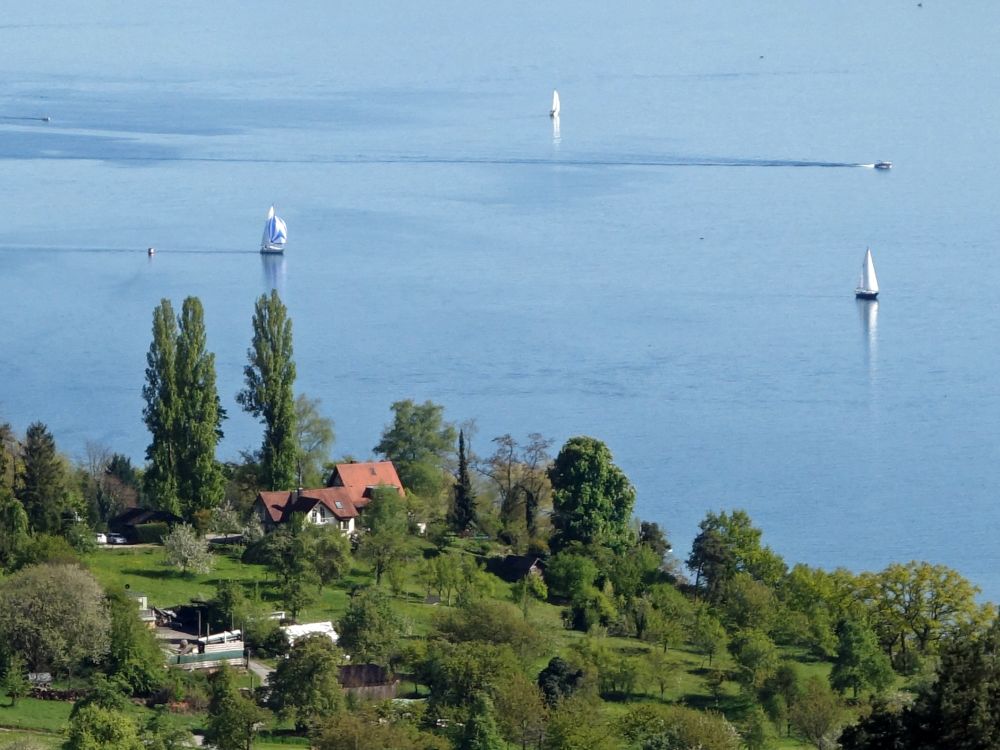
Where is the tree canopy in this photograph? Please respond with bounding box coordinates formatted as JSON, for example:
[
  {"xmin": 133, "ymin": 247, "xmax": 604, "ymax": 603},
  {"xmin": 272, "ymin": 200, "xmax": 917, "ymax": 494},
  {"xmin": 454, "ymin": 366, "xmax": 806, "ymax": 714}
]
[{"xmin": 548, "ymin": 436, "xmax": 635, "ymax": 552}]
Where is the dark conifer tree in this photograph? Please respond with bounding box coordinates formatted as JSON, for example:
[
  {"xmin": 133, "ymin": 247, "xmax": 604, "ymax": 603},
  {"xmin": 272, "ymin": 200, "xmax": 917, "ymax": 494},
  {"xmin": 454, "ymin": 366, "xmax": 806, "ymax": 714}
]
[
  {"xmin": 449, "ymin": 429, "xmax": 477, "ymax": 533},
  {"xmin": 18, "ymin": 421, "xmax": 65, "ymax": 533}
]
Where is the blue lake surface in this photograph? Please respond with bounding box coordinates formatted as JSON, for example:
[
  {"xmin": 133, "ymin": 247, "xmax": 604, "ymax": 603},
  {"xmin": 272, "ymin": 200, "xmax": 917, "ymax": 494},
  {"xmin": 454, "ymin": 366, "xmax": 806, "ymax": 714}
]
[{"xmin": 3, "ymin": 2, "xmax": 1000, "ymax": 596}]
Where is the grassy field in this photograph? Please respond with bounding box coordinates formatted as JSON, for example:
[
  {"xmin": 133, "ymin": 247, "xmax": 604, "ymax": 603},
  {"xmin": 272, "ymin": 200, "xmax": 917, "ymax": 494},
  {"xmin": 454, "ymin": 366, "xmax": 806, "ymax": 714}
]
[{"xmin": 57, "ymin": 544, "xmax": 832, "ymax": 748}]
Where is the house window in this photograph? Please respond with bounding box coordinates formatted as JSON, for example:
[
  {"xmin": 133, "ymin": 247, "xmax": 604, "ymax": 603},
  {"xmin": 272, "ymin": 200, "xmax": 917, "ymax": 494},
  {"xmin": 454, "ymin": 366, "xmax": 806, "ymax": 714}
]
[{"xmin": 335, "ymin": 501, "xmax": 343, "ymax": 509}]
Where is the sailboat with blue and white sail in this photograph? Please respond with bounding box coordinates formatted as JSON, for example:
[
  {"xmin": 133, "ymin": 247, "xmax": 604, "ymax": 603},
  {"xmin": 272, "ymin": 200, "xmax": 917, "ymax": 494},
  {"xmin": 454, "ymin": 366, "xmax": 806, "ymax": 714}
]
[{"xmin": 260, "ymin": 205, "xmax": 287, "ymax": 255}]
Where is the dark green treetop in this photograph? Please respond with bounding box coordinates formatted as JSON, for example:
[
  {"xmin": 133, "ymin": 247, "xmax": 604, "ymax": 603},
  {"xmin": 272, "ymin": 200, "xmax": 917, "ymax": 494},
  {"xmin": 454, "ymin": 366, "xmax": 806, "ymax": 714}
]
[{"xmin": 548, "ymin": 436, "xmax": 636, "ymax": 552}]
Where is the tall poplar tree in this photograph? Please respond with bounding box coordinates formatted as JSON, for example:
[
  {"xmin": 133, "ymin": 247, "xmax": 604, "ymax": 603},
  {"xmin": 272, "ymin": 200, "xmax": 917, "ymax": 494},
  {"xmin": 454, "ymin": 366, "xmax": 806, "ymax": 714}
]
[
  {"xmin": 18, "ymin": 421, "xmax": 66, "ymax": 534},
  {"xmin": 142, "ymin": 299, "xmax": 180, "ymax": 514},
  {"xmin": 174, "ymin": 297, "xmax": 226, "ymax": 517},
  {"xmin": 449, "ymin": 429, "xmax": 477, "ymax": 533},
  {"xmin": 237, "ymin": 290, "xmax": 297, "ymax": 491}
]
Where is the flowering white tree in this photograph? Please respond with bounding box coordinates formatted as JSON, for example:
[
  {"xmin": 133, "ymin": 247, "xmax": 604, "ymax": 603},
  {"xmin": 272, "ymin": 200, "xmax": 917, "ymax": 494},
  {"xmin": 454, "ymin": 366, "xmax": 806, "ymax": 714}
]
[{"xmin": 164, "ymin": 524, "xmax": 213, "ymax": 574}]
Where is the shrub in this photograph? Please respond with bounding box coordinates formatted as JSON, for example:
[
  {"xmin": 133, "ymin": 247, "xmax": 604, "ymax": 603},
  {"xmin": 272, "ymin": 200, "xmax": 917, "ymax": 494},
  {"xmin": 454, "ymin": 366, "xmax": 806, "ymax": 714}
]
[{"xmin": 132, "ymin": 522, "xmax": 169, "ymax": 544}]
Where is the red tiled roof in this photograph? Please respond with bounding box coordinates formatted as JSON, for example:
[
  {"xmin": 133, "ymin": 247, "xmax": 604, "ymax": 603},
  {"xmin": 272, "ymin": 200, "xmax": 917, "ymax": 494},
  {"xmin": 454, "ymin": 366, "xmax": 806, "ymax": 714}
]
[
  {"xmin": 256, "ymin": 461, "xmax": 404, "ymax": 527},
  {"xmin": 258, "ymin": 491, "xmax": 293, "ymax": 523},
  {"xmin": 298, "ymin": 487, "xmax": 359, "ymax": 519},
  {"xmin": 329, "ymin": 461, "xmax": 405, "ymax": 506}
]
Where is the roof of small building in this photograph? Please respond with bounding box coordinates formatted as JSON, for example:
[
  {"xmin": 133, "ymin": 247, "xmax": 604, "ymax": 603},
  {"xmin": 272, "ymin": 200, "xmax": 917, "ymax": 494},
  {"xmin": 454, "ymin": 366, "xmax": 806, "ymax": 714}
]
[{"xmin": 110, "ymin": 508, "xmax": 183, "ymax": 528}]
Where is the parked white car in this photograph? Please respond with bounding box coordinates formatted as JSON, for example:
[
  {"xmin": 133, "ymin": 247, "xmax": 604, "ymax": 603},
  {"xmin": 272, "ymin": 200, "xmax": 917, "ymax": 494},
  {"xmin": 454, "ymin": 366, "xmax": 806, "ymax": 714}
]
[
  {"xmin": 94, "ymin": 533, "xmax": 108, "ymax": 545},
  {"xmin": 107, "ymin": 533, "xmax": 128, "ymax": 545}
]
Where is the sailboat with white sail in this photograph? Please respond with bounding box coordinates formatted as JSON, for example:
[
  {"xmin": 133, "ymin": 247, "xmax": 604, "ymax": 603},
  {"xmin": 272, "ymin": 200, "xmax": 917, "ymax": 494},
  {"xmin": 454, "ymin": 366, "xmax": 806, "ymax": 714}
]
[
  {"xmin": 550, "ymin": 90, "xmax": 560, "ymax": 118},
  {"xmin": 855, "ymin": 247, "xmax": 879, "ymax": 299},
  {"xmin": 260, "ymin": 206, "xmax": 287, "ymax": 254}
]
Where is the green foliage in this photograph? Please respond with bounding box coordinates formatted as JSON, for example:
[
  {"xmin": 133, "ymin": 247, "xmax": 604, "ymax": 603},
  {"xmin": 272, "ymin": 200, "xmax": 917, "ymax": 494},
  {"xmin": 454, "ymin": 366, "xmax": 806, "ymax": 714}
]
[
  {"xmin": 17, "ymin": 422, "xmax": 66, "ymax": 535},
  {"xmin": 0, "ymin": 563, "xmax": 110, "ymax": 675},
  {"xmin": 687, "ymin": 509, "xmax": 786, "ymax": 598},
  {"xmin": 237, "ymin": 290, "xmax": 298, "ymax": 491},
  {"xmin": 2, "ymin": 653, "xmax": 29, "ymax": 706},
  {"xmin": 857, "ymin": 561, "xmax": 984, "ymax": 663},
  {"xmin": 420, "ymin": 641, "xmax": 521, "ymax": 715},
  {"xmin": 458, "ymin": 692, "xmax": 505, "ymax": 750},
  {"xmin": 131, "ymin": 522, "xmax": 169, "ymax": 544},
  {"xmin": 358, "ymin": 488, "xmax": 413, "ymax": 586},
  {"xmin": 690, "ymin": 610, "xmax": 728, "ymax": 666},
  {"xmin": 307, "ymin": 525, "xmax": 352, "ymax": 589},
  {"xmin": 65, "ymin": 704, "xmax": 143, "ymax": 750},
  {"xmin": 543, "ymin": 695, "xmax": 618, "ymax": 750},
  {"xmin": 729, "ymin": 629, "xmax": 780, "ymax": 690},
  {"xmin": 259, "ymin": 522, "xmax": 319, "ymax": 617},
  {"xmin": 142, "ymin": 299, "xmax": 181, "ymax": 513},
  {"xmin": 0, "ymin": 490, "xmax": 30, "ymax": 571},
  {"xmin": 538, "ymin": 656, "xmax": 584, "ymax": 707},
  {"xmin": 105, "ymin": 589, "xmax": 165, "ymax": 695},
  {"xmin": 718, "ymin": 572, "xmax": 778, "ymax": 633},
  {"xmin": 789, "ymin": 676, "xmax": 843, "ymax": 748},
  {"xmin": 294, "ymin": 394, "xmax": 335, "ymax": 488},
  {"xmin": 312, "ymin": 705, "xmax": 450, "ymax": 750},
  {"xmin": 433, "ymin": 599, "xmax": 542, "ymax": 660},
  {"xmin": 617, "ymin": 703, "xmax": 741, "ymax": 750},
  {"xmin": 830, "ymin": 618, "xmax": 894, "ymax": 699},
  {"xmin": 374, "ymin": 399, "xmax": 456, "ymax": 498},
  {"xmin": 266, "ymin": 633, "xmax": 344, "ymax": 731},
  {"xmin": 545, "ymin": 552, "xmax": 598, "ymax": 601},
  {"xmin": 337, "ymin": 588, "xmax": 404, "ymax": 666},
  {"xmin": 174, "ymin": 296, "xmax": 226, "ymax": 518},
  {"xmin": 142, "ymin": 297, "xmax": 226, "ymax": 518},
  {"xmin": 511, "ymin": 572, "xmax": 548, "ymax": 618},
  {"xmin": 205, "ymin": 665, "xmax": 269, "ymax": 750},
  {"xmin": 448, "ymin": 429, "xmax": 478, "ymax": 533},
  {"xmin": 548, "ymin": 436, "xmax": 636, "ymax": 552},
  {"xmin": 162, "ymin": 524, "xmax": 213, "ymax": 574}
]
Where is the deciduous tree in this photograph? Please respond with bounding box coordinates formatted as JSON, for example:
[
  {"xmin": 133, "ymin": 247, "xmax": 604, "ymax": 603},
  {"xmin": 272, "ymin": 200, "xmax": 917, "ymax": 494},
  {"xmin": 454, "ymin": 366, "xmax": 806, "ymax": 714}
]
[
  {"xmin": 337, "ymin": 588, "xmax": 404, "ymax": 666},
  {"xmin": 374, "ymin": 399, "xmax": 456, "ymax": 498},
  {"xmin": 548, "ymin": 436, "xmax": 635, "ymax": 552},
  {"xmin": 0, "ymin": 564, "xmax": 110, "ymax": 676},
  {"xmin": 205, "ymin": 665, "xmax": 269, "ymax": 750},
  {"xmin": 174, "ymin": 296, "xmax": 226, "ymax": 518},
  {"xmin": 830, "ymin": 618, "xmax": 894, "ymax": 699},
  {"xmin": 163, "ymin": 524, "xmax": 213, "ymax": 575},
  {"xmin": 266, "ymin": 633, "xmax": 344, "ymax": 731},
  {"xmin": 237, "ymin": 290, "xmax": 297, "ymax": 491},
  {"xmin": 143, "ymin": 299, "xmax": 181, "ymax": 513},
  {"xmin": 294, "ymin": 394, "xmax": 334, "ymax": 488}
]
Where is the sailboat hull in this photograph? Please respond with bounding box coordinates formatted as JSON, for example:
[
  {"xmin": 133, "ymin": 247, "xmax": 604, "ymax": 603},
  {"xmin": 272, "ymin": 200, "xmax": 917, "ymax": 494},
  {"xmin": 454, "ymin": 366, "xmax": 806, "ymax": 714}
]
[
  {"xmin": 855, "ymin": 290, "xmax": 878, "ymax": 300},
  {"xmin": 260, "ymin": 244, "xmax": 285, "ymax": 255}
]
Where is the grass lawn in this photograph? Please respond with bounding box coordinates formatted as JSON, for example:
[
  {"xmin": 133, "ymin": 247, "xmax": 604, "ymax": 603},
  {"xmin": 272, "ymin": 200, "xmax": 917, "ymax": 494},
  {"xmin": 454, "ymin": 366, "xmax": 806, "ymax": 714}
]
[
  {"xmin": 0, "ymin": 729, "xmax": 63, "ymax": 749},
  {"xmin": 0, "ymin": 699, "xmax": 71, "ymax": 734}
]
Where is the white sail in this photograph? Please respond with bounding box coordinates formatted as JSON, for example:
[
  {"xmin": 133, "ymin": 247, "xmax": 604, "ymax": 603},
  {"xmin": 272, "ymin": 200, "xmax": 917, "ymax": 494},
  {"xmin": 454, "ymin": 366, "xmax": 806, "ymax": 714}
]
[
  {"xmin": 550, "ymin": 89, "xmax": 560, "ymax": 117},
  {"xmin": 861, "ymin": 247, "xmax": 879, "ymax": 293},
  {"xmin": 260, "ymin": 205, "xmax": 287, "ymax": 253}
]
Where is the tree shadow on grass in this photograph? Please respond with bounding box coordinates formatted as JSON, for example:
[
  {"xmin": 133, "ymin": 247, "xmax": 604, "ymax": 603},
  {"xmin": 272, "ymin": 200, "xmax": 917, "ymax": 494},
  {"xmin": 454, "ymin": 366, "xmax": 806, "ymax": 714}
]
[{"xmin": 120, "ymin": 567, "xmax": 179, "ymax": 581}]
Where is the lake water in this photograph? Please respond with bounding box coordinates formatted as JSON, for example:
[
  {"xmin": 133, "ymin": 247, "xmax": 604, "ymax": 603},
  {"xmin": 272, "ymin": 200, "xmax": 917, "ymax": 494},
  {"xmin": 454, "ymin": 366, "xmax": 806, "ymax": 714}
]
[{"xmin": 3, "ymin": 2, "xmax": 1000, "ymax": 597}]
